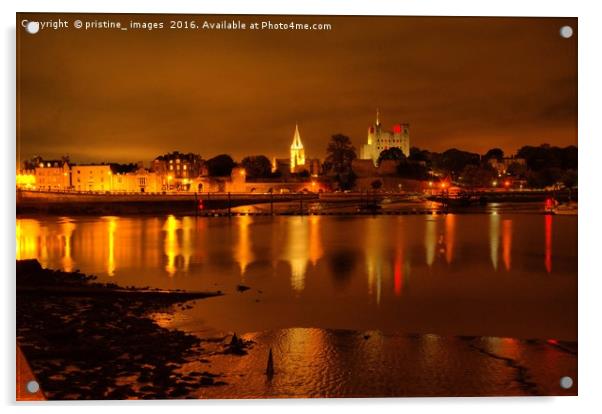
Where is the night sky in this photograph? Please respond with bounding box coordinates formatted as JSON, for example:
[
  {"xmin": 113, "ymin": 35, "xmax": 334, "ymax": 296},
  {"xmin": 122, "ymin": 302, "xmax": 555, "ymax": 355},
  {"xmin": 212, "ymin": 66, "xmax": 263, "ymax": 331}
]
[{"xmin": 17, "ymin": 14, "xmax": 577, "ymax": 164}]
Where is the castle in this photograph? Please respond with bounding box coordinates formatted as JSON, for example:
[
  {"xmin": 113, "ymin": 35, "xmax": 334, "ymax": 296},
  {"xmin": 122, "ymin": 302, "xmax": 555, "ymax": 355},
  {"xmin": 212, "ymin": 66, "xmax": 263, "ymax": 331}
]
[{"xmin": 360, "ymin": 109, "xmax": 410, "ymax": 165}]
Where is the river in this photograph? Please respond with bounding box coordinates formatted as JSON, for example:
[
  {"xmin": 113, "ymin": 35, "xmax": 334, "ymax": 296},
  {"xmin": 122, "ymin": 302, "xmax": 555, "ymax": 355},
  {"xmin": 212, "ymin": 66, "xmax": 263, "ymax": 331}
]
[{"xmin": 16, "ymin": 211, "xmax": 578, "ymax": 397}]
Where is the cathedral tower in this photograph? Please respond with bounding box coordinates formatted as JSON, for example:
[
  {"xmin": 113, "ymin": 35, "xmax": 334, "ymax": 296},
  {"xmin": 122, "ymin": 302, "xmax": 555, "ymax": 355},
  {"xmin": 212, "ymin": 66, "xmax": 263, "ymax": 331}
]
[{"xmin": 290, "ymin": 124, "xmax": 306, "ymax": 172}]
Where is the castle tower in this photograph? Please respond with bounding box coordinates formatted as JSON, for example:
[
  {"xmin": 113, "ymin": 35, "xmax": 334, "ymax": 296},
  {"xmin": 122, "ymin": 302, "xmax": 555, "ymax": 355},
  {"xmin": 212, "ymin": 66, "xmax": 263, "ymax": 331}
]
[
  {"xmin": 290, "ymin": 124, "xmax": 306, "ymax": 172},
  {"xmin": 361, "ymin": 109, "xmax": 410, "ymax": 165}
]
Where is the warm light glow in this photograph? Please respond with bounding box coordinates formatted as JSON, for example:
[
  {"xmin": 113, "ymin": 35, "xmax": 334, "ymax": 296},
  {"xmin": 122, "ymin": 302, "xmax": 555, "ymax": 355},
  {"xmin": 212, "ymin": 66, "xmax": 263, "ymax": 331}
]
[
  {"xmin": 490, "ymin": 213, "xmax": 500, "ymax": 270},
  {"xmin": 105, "ymin": 217, "xmax": 118, "ymax": 276},
  {"xmin": 445, "ymin": 214, "xmax": 455, "ymax": 264},
  {"xmin": 163, "ymin": 215, "xmax": 178, "ymax": 276},
  {"xmin": 285, "ymin": 217, "xmax": 309, "ymax": 292},
  {"xmin": 504, "ymin": 180, "xmax": 510, "ymax": 187},
  {"xmin": 425, "ymin": 218, "xmax": 436, "ymax": 267},
  {"xmin": 502, "ymin": 219, "xmax": 512, "ymax": 271},
  {"xmin": 16, "ymin": 219, "xmax": 40, "ymax": 260},
  {"xmin": 235, "ymin": 215, "xmax": 254, "ymax": 276},
  {"xmin": 61, "ymin": 219, "xmax": 76, "ymax": 272},
  {"xmin": 16, "ymin": 173, "xmax": 36, "ymax": 188},
  {"xmin": 492, "ymin": 180, "xmax": 498, "ymax": 187}
]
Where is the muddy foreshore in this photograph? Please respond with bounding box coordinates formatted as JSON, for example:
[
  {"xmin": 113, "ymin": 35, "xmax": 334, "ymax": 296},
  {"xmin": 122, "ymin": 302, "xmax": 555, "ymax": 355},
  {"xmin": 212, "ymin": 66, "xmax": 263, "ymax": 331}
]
[{"xmin": 16, "ymin": 260, "xmax": 248, "ymax": 400}]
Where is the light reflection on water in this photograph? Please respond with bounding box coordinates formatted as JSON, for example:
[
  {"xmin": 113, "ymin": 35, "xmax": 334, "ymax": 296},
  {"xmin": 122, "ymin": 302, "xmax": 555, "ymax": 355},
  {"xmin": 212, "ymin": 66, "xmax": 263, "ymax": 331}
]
[{"xmin": 15, "ymin": 213, "xmax": 577, "ymax": 340}]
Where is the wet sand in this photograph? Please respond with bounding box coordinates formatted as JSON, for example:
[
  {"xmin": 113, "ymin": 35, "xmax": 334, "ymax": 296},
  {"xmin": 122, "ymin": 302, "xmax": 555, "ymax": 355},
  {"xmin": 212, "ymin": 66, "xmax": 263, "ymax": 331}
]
[{"xmin": 182, "ymin": 329, "xmax": 577, "ymax": 398}]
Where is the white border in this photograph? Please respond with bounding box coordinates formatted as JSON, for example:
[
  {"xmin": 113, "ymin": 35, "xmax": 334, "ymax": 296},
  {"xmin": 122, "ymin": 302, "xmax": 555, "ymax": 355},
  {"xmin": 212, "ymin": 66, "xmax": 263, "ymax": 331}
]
[{"xmin": 3, "ymin": 1, "xmax": 601, "ymax": 413}]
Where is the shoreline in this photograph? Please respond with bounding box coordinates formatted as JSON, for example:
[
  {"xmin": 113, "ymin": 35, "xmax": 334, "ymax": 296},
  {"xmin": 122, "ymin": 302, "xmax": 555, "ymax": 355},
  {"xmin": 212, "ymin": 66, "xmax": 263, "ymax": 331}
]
[
  {"xmin": 16, "ymin": 260, "xmax": 231, "ymax": 400},
  {"xmin": 17, "ymin": 261, "xmax": 578, "ymax": 399}
]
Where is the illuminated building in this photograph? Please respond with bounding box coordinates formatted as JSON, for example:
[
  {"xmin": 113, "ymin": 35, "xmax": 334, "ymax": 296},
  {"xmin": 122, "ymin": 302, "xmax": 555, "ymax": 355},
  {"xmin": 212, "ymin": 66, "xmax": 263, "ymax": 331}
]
[
  {"xmin": 16, "ymin": 170, "xmax": 36, "ymax": 189},
  {"xmin": 112, "ymin": 165, "xmax": 163, "ymax": 193},
  {"xmin": 360, "ymin": 109, "xmax": 410, "ymax": 166},
  {"xmin": 72, "ymin": 164, "xmax": 113, "ymax": 192},
  {"xmin": 32, "ymin": 158, "xmax": 71, "ymax": 191},
  {"xmin": 290, "ymin": 124, "xmax": 306, "ymax": 173},
  {"xmin": 151, "ymin": 151, "xmax": 203, "ymax": 191}
]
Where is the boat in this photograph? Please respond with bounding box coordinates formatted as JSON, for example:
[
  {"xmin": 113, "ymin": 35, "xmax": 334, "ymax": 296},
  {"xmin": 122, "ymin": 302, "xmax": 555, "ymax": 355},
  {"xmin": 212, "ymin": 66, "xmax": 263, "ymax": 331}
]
[{"xmin": 552, "ymin": 201, "xmax": 578, "ymax": 216}]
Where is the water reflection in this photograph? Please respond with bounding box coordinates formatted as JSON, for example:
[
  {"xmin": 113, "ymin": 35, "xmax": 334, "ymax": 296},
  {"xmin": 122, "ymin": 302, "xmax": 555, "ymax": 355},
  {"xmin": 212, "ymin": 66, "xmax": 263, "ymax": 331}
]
[
  {"xmin": 445, "ymin": 214, "xmax": 455, "ymax": 264},
  {"xmin": 365, "ymin": 218, "xmax": 385, "ymax": 305},
  {"xmin": 16, "ymin": 219, "xmax": 40, "ymax": 262},
  {"xmin": 425, "ymin": 218, "xmax": 436, "ymax": 267},
  {"xmin": 235, "ymin": 215, "xmax": 254, "ymax": 277},
  {"xmin": 162, "ymin": 215, "xmax": 194, "ymax": 276},
  {"xmin": 545, "ymin": 215, "xmax": 553, "ymax": 274},
  {"xmin": 15, "ymin": 214, "xmax": 575, "ymax": 315},
  {"xmin": 60, "ymin": 219, "xmax": 76, "ymax": 272},
  {"xmin": 286, "ymin": 217, "xmax": 308, "ymax": 292},
  {"xmin": 490, "ymin": 214, "xmax": 500, "ymax": 271},
  {"xmin": 15, "ymin": 214, "xmax": 578, "ymax": 342},
  {"xmin": 502, "ymin": 219, "xmax": 512, "ymax": 271},
  {"xmin": 282, "ymin": 217, "xmax": 324, "ymax": 292},
  {"xmin": 329, "ymin": 250, "xmax": 357, "ymax": 288},
  {"xmin": 105, "ymin": 217, "xmax": 118, "ymax": 276},
  {"xmin": 308, "ymin": 216, "xmax": 323, "ymax": 266}
]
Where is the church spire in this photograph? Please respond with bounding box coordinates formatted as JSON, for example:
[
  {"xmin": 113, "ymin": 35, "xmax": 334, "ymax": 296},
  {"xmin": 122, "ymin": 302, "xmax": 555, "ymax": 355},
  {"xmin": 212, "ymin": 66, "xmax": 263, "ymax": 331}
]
[
  {"xmin": 376, "ymin": 108, "xmax": 380, "ymax": 127},
  {"xmin": 291, "ymin": 123, "xmax": 303, "ymax": 149},
  {"xmin": 290, "ymin": 123, "xmax": 305, "ymax": 172}
]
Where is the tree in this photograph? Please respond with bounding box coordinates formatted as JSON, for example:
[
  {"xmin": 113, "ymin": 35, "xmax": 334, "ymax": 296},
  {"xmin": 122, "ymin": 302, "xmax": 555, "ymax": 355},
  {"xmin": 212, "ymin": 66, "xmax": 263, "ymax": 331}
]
[
  {"xmin": 336, "ymin": 170, "xmax": 357, "ymax": 191},
  {"xmin": 526, "ymin": 167, "xmax": 563, "ymax": 188},
  {"xmin": 433, "ymin": 148, "xmax": 480, "ymax": 176},
  {"xmin": 409, "ymin": 147, "xmax": 431, "ymax": 164},
  {"xmin": 325, "ymin": 134, "xmax": 357, "ymax": 190},
  {"xmin": 240, "ymin": 155, "xmax": 272, "ymax": 178},
  {"xmin": 371, "ymin": 179, "xmax": 383, "ymax": 190},
  {"xmin": 325, "ymin": 134, "xmax": 356, "ymax": 174},
  {"xmin": 397, "ymin": 160, "xmax": 429, "ymax": 180},
  {"xmin": 377, "ymin": 147, "xmax": 406, "ymax": 165},
  {"xmin": 460, "ymin": 164, "xmax": 497, "ymax": 187},
  {"xmin": 206, "ymin": 154, "xmax": 236, "ymax": 177},
  {"xmin": 483, "ymin": 148, "xmax": 504, "ymax": 162},
  {"xmin": 506, "ymin": 161, "xmax": 528, "ymax": 178},
  {"xmin": 561, "ymin": 169, "xmax": 578, "ymax": 188}
]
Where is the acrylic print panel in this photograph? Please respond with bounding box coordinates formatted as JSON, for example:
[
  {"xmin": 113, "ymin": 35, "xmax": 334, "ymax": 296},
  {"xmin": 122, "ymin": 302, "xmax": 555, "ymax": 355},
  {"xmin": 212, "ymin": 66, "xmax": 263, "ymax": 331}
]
[{"xmin": 15, "ymin": 13, "xmax": 577, "ymax": 400}]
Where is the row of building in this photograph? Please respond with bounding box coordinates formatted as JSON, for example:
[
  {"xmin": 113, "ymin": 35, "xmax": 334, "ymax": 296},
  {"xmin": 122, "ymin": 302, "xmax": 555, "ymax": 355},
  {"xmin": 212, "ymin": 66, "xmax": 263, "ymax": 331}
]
[{"xmin": 17, "ymin": 110, "xmax": 414, "ymax": 193}]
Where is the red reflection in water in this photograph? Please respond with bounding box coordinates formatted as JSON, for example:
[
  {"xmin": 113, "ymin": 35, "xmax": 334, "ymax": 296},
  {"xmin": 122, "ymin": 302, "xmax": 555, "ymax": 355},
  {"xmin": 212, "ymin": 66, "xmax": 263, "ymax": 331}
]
[
  {"xmin": 545, "ymin": 215, "xmax": 553, "ymax": 273},
  {"xmin": 394, "ymin": 250, "xmax": 403, "ymax": 296}
]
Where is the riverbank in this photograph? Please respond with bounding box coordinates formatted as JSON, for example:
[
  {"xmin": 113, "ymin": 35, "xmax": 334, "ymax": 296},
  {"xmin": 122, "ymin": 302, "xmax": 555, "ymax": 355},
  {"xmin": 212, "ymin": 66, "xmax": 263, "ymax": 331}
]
[
  {"xmin": 16, "ymin": 259, "xmax": 577, "ymax": 399},
  {"xmin": 16, "ymin": 260, "xmax": 231, "ymax": 400}
]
